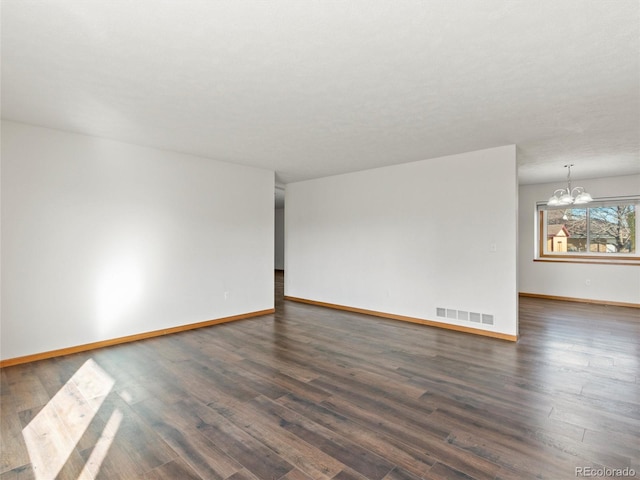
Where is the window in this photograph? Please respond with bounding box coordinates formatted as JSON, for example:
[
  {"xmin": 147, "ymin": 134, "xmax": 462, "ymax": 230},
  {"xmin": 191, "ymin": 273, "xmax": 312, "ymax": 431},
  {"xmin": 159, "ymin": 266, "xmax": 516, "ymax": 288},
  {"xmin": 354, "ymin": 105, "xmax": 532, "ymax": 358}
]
[{"xmin": 537, "ymin": 198, "xmax": 639, "ymax": 263}]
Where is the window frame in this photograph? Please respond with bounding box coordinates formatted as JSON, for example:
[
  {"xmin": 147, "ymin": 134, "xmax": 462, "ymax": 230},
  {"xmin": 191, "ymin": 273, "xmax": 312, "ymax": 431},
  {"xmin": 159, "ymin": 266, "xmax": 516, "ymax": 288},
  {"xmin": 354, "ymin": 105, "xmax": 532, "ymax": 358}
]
[{"xmin": 536, "ymin": 196, "xmax": 640, "ymax": 265}]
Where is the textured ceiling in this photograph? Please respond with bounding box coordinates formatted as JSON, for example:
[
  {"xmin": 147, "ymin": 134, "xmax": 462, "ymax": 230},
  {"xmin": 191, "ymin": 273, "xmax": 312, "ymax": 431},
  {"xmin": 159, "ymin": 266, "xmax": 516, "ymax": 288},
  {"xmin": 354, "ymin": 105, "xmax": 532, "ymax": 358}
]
[{"xmin": 2, "ymin": 0, "xmax": 639, "ymax": 186}]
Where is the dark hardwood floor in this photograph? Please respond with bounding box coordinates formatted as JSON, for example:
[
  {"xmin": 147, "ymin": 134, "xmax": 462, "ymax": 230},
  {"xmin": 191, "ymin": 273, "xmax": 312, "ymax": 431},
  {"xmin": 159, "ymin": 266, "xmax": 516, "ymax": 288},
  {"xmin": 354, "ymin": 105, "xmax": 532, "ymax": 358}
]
[{"xmin": 1, "ymin": 272, "xmax": 639, "ymax": 479}]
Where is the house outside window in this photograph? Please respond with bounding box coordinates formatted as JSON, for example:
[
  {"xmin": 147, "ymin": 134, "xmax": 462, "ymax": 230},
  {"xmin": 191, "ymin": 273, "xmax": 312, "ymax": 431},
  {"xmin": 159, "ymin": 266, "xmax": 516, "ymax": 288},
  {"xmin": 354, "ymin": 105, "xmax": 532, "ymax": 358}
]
[{"xmin": 537, "ymin": 198, "xmax": 639, "ymax": 263}]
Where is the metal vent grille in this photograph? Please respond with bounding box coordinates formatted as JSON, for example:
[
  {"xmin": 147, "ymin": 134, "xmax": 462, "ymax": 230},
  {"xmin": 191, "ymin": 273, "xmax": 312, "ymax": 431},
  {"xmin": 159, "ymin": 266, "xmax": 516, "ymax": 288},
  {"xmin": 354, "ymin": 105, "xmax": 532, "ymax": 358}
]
[
  {"xmin": 435, "ymin": 307, "xmax": 494, "ymax": 326},
  {"xmin": 482, "ymin": 314, "xmax": 494, "ymax": 325}
]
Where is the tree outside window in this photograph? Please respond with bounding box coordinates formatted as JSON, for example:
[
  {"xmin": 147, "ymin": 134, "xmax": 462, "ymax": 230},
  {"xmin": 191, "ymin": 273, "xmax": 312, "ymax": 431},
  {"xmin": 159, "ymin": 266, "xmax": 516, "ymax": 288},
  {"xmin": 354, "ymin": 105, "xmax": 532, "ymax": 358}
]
[{"xmin": 541, "ymin": 202, "xmax": 637, "ymax": 260}]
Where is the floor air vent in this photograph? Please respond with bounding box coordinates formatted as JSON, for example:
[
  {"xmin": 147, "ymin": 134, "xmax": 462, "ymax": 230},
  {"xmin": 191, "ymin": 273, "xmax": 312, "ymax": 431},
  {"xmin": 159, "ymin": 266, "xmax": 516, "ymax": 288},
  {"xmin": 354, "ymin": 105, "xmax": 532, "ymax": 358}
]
[
  {"xmin": 482, "ymin": 314, "xmax": 494, "ymax": 325},
  {"xmin": 436, "ymin": 307, "xmax": 494, "ymax": 326}
]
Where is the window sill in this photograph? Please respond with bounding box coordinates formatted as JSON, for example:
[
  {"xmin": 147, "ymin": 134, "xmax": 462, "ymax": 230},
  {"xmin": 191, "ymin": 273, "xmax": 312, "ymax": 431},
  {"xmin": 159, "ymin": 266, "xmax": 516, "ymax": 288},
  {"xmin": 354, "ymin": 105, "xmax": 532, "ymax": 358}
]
[{"xmin": 534, "ymin": 257, "xmax": 640, "ymax": 266}]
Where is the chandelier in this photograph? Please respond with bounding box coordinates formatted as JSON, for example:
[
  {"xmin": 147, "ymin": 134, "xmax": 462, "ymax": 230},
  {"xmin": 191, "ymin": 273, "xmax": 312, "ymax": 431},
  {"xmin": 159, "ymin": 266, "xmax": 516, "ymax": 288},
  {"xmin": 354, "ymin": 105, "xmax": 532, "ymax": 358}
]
[{"xmin": 547, "ymin": 164, "xmax": 593, "ymax": 206}]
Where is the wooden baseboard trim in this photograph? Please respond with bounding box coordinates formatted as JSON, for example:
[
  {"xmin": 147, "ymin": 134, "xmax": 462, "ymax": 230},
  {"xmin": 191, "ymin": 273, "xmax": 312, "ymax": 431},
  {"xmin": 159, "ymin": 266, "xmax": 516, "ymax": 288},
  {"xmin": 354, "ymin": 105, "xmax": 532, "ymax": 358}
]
[
  {"xmin": 519, "ymin": 292, "xmax": 640, "ymax": 309},
  {"xmin": 284, "ymin": 296, "xmax": 518, "ymax": 342},
  {"xmin": 0, "ymin": 308, "xmax": 275, "ymax": 368}
]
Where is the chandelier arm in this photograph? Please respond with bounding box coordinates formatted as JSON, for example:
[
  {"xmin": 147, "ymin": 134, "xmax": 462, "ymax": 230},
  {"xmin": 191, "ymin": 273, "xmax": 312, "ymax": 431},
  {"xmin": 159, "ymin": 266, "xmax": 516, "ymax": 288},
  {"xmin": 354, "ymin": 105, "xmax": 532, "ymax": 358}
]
[{"xmin": 547, "ymin": 165, "xmax": 591, "ymax": 206}]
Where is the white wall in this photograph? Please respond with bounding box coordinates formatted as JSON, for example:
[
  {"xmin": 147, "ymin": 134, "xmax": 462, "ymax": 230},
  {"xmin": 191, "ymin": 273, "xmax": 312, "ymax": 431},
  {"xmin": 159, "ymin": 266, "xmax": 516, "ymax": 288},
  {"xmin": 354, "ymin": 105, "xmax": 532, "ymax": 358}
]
[
  {"xmin": 1, "ymin": 121, "xmax": 274, "ymax": 360},
  {"xmin": 275, "ymin": 207, "xmax": 285, "ymax": 270},
  {"xmin": 519, "ymin": 174, "xmax": 640, "ymax": 305},
  {"xmin": 286, "ymin": 145, "xmax": 518, "ymax": 337}
]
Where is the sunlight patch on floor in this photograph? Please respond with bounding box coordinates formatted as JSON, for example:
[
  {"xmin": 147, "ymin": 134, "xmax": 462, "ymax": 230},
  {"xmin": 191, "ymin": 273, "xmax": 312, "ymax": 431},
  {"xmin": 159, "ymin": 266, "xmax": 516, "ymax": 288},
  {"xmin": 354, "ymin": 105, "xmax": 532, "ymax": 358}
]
[
  {"xmin": 78, "ymin": 408, "xmax": 123, "ymax": 478},
  {"xmin": 22, "ymin": 359, "xmax": 119, "ymax": 479}
]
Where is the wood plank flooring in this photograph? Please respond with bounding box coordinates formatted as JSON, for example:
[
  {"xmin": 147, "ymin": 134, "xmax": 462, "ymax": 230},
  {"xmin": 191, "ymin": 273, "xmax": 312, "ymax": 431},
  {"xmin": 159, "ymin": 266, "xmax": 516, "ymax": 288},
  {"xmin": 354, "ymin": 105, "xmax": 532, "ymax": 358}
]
[{"xmin": 1, "ymin": 272, "xmax": 639, "ymax": 479}]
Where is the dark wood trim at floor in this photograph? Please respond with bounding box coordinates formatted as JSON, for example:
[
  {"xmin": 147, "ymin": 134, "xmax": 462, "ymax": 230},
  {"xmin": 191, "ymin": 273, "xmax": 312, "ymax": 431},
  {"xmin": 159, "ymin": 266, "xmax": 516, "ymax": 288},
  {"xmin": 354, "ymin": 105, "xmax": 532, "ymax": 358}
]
[
  {"xmin": 519, "ymin": 291, "xmax": 640, "ymax": 309},
  {"xmin": 1, "ymin": 271, "xmax": 638, "ymax": 479},
  {"xmin": 0, "ymin": 309, "xmax": 275, "ymax": 368},
  {"xmin": 285, "ymin": 295, "xmax": 518, "ymax": 341}
]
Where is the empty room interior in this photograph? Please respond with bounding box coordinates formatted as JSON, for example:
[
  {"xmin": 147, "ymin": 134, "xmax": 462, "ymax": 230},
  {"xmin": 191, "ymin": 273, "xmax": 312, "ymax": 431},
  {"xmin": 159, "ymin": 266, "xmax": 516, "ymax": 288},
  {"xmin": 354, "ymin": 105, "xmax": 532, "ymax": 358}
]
[{"xmin": 1, "ymin": 1, "xmax": 639, "ymax": 479}]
